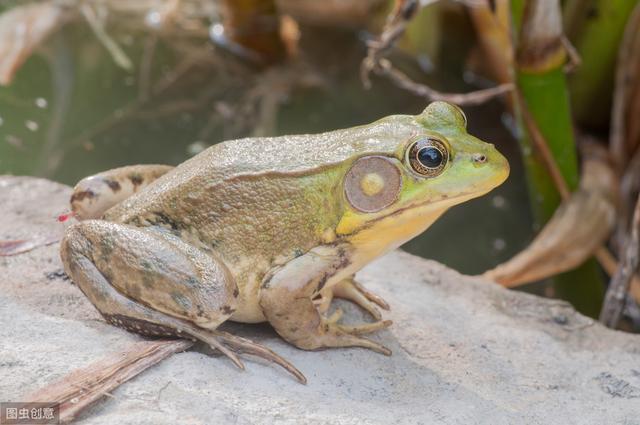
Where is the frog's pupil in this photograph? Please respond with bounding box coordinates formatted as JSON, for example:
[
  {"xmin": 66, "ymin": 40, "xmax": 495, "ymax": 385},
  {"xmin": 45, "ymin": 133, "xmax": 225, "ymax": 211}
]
[{"xmin": 418, "ymin": 147, "xmax": 443, "ymax": 168}]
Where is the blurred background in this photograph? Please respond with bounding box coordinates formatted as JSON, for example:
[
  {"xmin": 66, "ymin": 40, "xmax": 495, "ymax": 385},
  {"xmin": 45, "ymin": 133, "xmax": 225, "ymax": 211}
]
[{"xmin": 0, "ymin": 0, "xmax": 638, "ymax": 329}]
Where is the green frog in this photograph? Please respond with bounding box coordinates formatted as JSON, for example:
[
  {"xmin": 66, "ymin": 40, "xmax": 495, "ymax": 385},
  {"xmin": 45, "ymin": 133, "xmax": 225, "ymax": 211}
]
[{"xmin": 60, "ymin": 101, "xmax": 509, "ymax": 383}]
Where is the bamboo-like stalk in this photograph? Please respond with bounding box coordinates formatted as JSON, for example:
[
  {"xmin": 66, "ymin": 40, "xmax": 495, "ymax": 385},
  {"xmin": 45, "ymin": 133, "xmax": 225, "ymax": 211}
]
[
  {"xmin": 513, "ymin": 0, "xmax": 604, "ymax": 316},
  {"xmin": 565, "ymin": 0, "xmax": 639, "ymax": 129}
]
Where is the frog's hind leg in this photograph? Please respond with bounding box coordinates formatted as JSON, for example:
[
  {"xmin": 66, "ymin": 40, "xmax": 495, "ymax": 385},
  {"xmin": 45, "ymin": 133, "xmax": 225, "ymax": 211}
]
[
  {"xmin": 60, "ymin": 220, "xmax": 305, "ymax": 383},
  {"xmin": 314, "ymin": 276, "xmax": 390, "ymax": 320},
  {"xmin": 70, "ymin": 164, "xmax": 174, "ymax": 220}
]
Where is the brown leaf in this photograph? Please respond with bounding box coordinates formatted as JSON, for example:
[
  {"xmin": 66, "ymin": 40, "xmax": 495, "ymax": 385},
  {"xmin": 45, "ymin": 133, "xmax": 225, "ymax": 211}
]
[
  {"xmin": 484, "ymin": 145, "xmax": 617, "ymax": 287},
  {"xmin": 0, "ymin": 2, "xmax": 66, "ymax": 86},
  {"xmin": 23, "ymin": 339, "xmax": 193, "ymax": 424}
]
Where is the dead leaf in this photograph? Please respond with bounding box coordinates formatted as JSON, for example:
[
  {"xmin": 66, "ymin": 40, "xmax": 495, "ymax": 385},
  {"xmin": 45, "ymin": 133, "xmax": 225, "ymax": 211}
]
[
  {"xmin": 0, "ymin": 2, "xmax": 67, "ymax": 86},
  {"xmin": 23, "ymin": 339, "xmax": 193, "ymax": 424},
  {"xmin": 484, "ymin": 144, "xmax": 617, "ymax": 287}
]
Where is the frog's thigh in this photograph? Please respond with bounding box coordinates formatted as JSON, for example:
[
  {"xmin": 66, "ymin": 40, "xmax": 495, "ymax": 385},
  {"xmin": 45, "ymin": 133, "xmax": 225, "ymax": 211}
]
[
  {"xmin": 61, "ymin": 220, "xmax": 238, "ymax": 330},
  {"xmin": 71, "ymin": 164, "xmax": 173, "ymax": 220},
  {"xmin": 259, "ymin": 245, "xmax": 391, "ymax": 355}
]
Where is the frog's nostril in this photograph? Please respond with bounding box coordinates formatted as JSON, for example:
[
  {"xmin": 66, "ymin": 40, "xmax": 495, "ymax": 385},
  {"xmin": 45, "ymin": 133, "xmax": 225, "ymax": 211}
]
[{"xmin": 472, "ymin": 153, "xmax": 487, "ymax": 164}]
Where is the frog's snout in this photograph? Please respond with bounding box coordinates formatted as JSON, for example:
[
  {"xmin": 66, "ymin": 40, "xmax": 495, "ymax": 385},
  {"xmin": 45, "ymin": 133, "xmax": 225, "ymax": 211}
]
[{"xmin": 469, "ymin": 143, "xmax": 510, "ymax": 187}]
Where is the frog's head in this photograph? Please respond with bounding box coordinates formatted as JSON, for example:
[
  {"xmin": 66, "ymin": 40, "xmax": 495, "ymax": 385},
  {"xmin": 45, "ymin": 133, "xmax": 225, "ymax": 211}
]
[{"xmin": 336, "ymin": 101, "xmax": 509, "ymax": 243}]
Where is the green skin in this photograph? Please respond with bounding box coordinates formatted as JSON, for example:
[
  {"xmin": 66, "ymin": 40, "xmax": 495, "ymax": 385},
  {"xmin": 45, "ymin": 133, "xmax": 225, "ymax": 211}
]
[{"xmin": 60, "ymin": 101, "xmax": 509, "ymax": 383}]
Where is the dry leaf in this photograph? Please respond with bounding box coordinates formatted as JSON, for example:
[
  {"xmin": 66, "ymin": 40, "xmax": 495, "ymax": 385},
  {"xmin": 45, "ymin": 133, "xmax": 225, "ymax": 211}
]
[
  {"xmin": 484, "ymin": 144, "xmax": 617, "ymax": 287},
  {"xmin": 0, "ymin": 2, "xmax": 66, "ymax": 86},
  {"xmin": 24, "ymin": 339, "xmax": 193, "ymax": 424}
]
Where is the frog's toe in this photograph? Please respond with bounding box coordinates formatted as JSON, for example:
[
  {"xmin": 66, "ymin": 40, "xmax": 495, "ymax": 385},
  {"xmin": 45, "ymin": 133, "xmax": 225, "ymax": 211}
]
[
  {"xmin": 192, "ymin": 331, "xmax": 245, "ymax": 370},
  {"xmin": 186, "ymin": 327, "xmax": 305, "ymax": 383},
  {"xmin": 214, "ymin": 330, "xmax": 307, "ymax": 384},
  {"xmin": 336, "ymin": 319, "xmax": 393, "ymax": 336},
  {"xmin": 320, "ymin": 322, "xmax": 392, "ymax": 356},
  {"xmin": 332, "ymin": 278, "xmax": 390, "ymax": 320},
  {"xmin": 323, "ymin": 308, "xmax": 391, "ymax": 335}
]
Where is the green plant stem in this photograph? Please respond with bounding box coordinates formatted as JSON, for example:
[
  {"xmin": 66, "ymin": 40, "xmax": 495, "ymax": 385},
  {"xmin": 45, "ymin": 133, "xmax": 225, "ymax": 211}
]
[
  {"xmin": 512, "ymin": 0, "xmax": 604, "ymax": 317},
  {"xmin": 566, "ymin": 0, "xmax": 640, "ymax": 129}
]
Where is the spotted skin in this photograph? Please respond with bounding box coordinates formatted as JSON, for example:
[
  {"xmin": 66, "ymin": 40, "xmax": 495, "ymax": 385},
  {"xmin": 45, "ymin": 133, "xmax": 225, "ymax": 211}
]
[
  {"xmin": 104, "ymin": 314, "xmax": 185, "ymax": 339},
  {"xmin": 70, "ymin": 164, "xmax": 173, "ymax": 220}
]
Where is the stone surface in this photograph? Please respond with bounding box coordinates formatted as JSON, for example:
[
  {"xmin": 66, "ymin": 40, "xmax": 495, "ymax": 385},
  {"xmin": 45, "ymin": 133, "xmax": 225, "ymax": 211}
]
[{"xmin": 1, "ymin": 175, "xmax": 639, "ymax": 425}]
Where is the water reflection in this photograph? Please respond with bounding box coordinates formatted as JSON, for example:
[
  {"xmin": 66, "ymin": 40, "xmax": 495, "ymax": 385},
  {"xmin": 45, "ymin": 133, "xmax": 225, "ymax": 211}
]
[{"xmin": 0, "ymin": 10, "xmax": 532, "ymax": 274}]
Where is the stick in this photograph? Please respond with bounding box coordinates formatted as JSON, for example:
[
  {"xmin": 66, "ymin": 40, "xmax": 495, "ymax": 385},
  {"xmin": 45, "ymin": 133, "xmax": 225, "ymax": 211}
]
[
  {"xmin": 23, "ymin": 339, "xmax": 193, "ymax": 424},
  {"xmin": 599, "ymin": 196, "xmax": 640, "ymax": 327},
  {"xmin": 360, "ymin": 0, "xmax": 511, "ymax": 105}
]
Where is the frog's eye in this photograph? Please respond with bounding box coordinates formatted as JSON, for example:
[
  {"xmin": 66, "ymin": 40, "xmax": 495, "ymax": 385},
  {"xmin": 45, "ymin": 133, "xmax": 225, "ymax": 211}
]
[{"xmin": 406, "ymin": 138, "xmax": 449, "ymax": 178}]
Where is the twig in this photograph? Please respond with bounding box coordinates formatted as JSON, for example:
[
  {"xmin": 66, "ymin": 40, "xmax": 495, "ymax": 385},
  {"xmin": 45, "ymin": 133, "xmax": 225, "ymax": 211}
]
[
  {"xmin": 561, "ymin": 35, "xmax": 582, "ymax": 73},
  {"xmin": 0, "ymin": 234, "xmax": 60, "ymax": 256},
  {"xmin": 615, "ymin": 148, "xmax": 640, "ymax": 251},
  {"xmin": 600, "ymin": 196, "xmax": 640, "ymax": 327},
  {"xmin": 594, "ymin": 247, "xmax": 640, "ymax": 304},
  {"xmin": 23, "ymin": 339, "xmax": 193, "ymax": 424},
  {"xmin": 360, "ymin": 0, "xmax": 511, "ymax": 105},
  {"xmin": 372, "ymin": 59, "xmax": 514, "ymax": 105},
  {"xmin": 81, "ymin": 3, "xmax": 133, "ymax": 71},
  {"xmin": 361, "ymin": 0, "xmax": 419, "ymax": 88},
  {"xmin": 138, "ymin": 34, "xmax": 158, "ymax": 102}
]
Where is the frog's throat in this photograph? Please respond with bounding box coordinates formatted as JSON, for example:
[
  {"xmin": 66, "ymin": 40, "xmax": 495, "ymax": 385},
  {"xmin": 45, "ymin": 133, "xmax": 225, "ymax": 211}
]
[{"xmin": 337, "ymin": 188, "xmax": 492, "ymax": 239}]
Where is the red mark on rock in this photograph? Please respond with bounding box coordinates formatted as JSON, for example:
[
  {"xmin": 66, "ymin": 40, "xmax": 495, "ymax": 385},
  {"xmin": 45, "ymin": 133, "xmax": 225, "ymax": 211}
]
[{"xmin": 57, "ymin": 211, "xmax": 75, "ymax": 222}]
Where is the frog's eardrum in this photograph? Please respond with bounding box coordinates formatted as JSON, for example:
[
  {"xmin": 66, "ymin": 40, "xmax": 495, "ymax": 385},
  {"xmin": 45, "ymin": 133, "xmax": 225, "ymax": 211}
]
[{"xmin": 344, "ymin": 156, "xmax": 402, "ymax": 213}]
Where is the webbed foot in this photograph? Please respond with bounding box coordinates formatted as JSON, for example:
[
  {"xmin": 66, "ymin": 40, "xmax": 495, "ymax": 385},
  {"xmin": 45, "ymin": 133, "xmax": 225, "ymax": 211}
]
[
  {"xmin": 189, "ymin": 328, "xmax": 307, "ymax": 384},
  {"xmin": 315, "ymin": 277, "xmax": 390, "ymax": 320}
]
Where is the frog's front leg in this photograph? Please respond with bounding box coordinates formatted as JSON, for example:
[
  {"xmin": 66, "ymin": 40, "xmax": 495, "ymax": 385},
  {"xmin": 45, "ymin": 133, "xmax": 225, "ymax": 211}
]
[
  {"xmin": 61, "ymin": 220, "xmax": 305, "ymax": 383},
  {"xmin": 314, "ymin": 276, "xmax": 390, "ymax": 321},
  {"xmin": 259, "ymin": 245, "xmax": 392, "ymax": 355}
]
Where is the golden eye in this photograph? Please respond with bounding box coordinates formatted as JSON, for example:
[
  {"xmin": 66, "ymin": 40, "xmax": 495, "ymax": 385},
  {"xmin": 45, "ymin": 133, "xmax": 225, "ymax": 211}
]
[{"xmin": 406, "ymin": 138, "xmax": 449, "ymax": 177}]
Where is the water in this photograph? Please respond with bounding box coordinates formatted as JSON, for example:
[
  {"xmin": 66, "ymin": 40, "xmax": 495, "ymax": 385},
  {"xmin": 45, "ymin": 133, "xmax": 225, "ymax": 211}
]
[{"xmin": 0, "ymin": 15, "xmax": 533, "ymax": 275}]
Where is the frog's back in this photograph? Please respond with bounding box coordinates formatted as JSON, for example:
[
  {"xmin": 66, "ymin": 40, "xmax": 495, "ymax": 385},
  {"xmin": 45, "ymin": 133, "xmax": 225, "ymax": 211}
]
[
  {"xmin": 106, "ymin": 116, "xmax": 415, "ymax": 219},
  {"xmin": 173, "ymin": 116, "xmax": 413, "ymax": 181}
]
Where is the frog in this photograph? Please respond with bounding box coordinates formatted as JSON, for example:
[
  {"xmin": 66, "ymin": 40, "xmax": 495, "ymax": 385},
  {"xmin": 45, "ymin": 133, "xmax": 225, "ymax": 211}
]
[{"xmin": 60, "ymin": 101, "xmax": 509, "ymax": 383}]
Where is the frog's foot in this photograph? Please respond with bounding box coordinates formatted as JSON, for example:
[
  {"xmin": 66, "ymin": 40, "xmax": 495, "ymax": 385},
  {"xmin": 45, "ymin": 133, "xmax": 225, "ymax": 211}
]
[
  {"xmin": 319, "ymin": 314, "xmax": 392, "ymax": 355},
  {"xmin": 260, "ymin": 245, "xmax": 393, "ymax": 357},
  {"xmin": 324, "ymin": 308, "xmax": 392, "ymax": 336},
  {"xmin": 188, "ymin": 328, "xmax": 306, "ymax": 384},
  {"xmin": 214, "ymin": 330, "xmax": 306, "ymax": 383},
  {"xmin": 334, "ymin": 277, "xmax": 390, "ymax": 320}
]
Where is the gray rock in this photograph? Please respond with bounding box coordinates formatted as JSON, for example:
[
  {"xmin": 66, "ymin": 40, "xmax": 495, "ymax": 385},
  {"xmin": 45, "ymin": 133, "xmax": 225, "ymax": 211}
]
[{"xmin": 1, "ymin": 175, "xmax": 639, "ymax": 425}]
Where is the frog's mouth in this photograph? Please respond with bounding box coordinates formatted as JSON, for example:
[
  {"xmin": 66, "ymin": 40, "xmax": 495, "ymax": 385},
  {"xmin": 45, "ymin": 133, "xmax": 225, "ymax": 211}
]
[
  {"xmin": 339, "ymin": 188, "xmax": 492, "ymax": 238},
  {"xmin": 393, "ymin": 188, "xmax": 493, "ymax": 221}
]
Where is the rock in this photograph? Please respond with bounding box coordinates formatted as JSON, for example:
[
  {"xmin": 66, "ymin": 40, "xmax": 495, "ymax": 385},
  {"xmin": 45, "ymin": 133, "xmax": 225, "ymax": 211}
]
[{"xmin": 1, "ymin": 175, "xmax": 639, "ymax": 424}]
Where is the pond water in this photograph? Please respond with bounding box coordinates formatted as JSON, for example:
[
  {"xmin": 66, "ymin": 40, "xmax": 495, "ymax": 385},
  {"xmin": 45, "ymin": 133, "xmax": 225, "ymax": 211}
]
[{"xmin": 0, "ymin": 15, "xmax": 532, "ymax": 275}]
